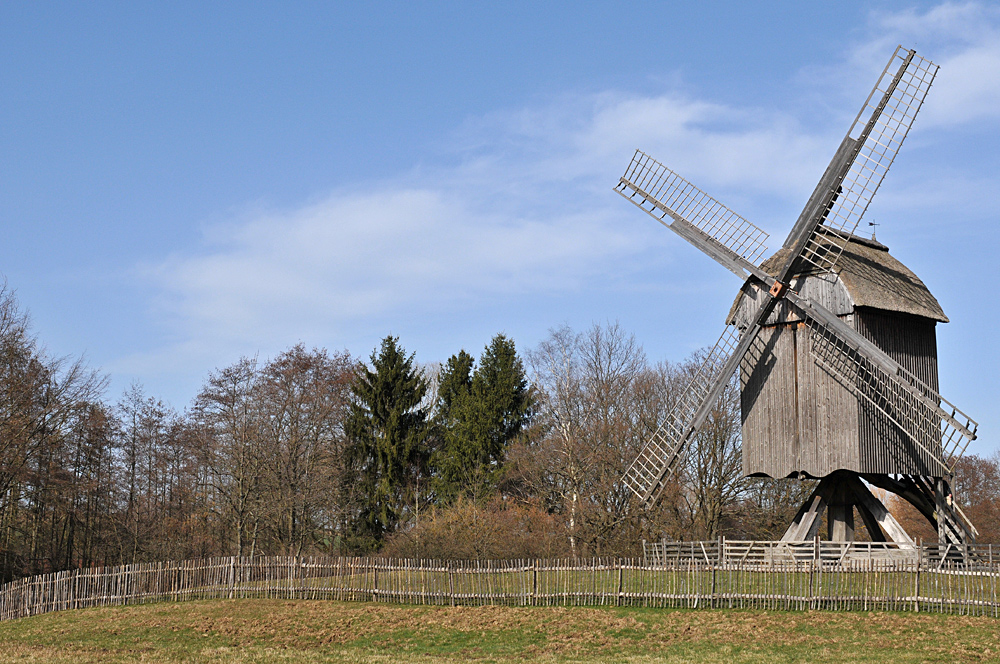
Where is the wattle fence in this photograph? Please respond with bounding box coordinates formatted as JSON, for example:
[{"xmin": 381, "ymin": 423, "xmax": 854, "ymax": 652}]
[{"xmin": 1, "ymin": 539, "xmax": 998, "ymax": 622}]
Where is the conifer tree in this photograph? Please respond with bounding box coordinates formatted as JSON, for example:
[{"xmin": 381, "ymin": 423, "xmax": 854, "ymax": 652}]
[
  {"xmin": 345, "ymin": 336, "xmax": 428, "ymax": 547},
  {"xmin": 474, "ymin": 334, "xmax": 532, "ymax": 461},
  {"xmin": 435, "ymin": 350, "xmax": 474, "ymax": 419},
  {"xmin": 432, "ymin": 335, "xmax": 532, "ymax": 502}
]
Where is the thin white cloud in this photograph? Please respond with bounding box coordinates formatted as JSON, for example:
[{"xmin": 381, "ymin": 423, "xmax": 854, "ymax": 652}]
[
  {"xmin": 457, "ymin": 91, "xmax": 829, "ymax": 198},
  {"xmin": 860, "ymin": 2, "xmax": 1000, "ymax": 128},
  {"xmin": 144, "ymin": 186, "xmax": 636, "ymax": 349}
]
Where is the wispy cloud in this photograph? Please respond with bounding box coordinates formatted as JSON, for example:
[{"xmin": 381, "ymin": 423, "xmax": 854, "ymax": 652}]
[
  {"xmin": 146, "ymin": 187, "xmax": 634, "ymax": 347},
  {"xmin": 138, "ymin": 92, "xmax": 828, "ymax": 375},
  {"xmin": 856, "ymin": 2, "xmax": 1000, "ymax": 128}
]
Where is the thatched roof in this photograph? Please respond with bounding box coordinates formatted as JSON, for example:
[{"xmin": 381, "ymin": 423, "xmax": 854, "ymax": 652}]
[{"xmin": 727, "ymin": 231, "xmax": 948, "ymax": 324}]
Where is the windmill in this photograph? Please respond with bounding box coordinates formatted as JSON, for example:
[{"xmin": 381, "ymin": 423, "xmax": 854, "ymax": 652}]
[{"xmin": 617, "ymin": 46, "xmax": 979, "ymax": 545}]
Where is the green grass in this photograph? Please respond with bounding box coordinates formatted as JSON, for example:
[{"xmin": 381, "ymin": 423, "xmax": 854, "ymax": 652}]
[{"xmin": 0, "ymin": 599, "xmax": 998, "ymax": 663}]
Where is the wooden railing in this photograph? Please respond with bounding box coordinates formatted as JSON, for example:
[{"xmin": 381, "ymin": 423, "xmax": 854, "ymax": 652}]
[
  {"xmin": 0, "ymin": 546, "xmax": 998, "ymax": 622},
  {"xmin": 642, "ymin": 538, "xmax": 1000, "ymax": 568}
]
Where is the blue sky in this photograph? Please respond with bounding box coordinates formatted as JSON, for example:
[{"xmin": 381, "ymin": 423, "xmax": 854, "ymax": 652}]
[{"xmin": 1, "ymin": 2, "xmax": 998, "ymax": 452}]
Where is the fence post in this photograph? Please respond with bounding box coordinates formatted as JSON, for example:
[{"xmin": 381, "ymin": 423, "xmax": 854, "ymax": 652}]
[
  {"xmin": 122, "ymin": 564, "xmax": 130, "ymax": 607},
  {"xmin": 532, "ymin": 561, "xmax": 538, "ymax": 607},
  {"xmin": 710, "ymin": 561, "xmax": 717, "ymax": 609},
  {"xmin": 809, "ymin": 535, "xmax": 819, "ymax": 611},
  {"xmin": 448, "ymin": 562, "xmax": 455, "ymax": 607},
  {"xmin": 714, "ymin": 536, "xmax": 724, "ymax": 609},
  {"xmin": 616, "ymin": 561, "xmax": 624, "ymax": 607},
  {"xmin": 298, "ymin": 556, "xmax": 305, "ymax": 600}
]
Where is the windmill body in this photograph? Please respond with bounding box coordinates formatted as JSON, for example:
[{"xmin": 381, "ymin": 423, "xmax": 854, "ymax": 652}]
[
  {"xmin": 615, "ymin": 46, "xmax": 980, "ymax": 547},
  {"xmin": 732, "ymin": 234, "xmax": 946, "ymax": 479}
]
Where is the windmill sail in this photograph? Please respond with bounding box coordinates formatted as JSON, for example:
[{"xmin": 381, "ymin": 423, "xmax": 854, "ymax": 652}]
[
  {"xmin": 796, "ymin": 47, "xmax": 938, "ymax": 273},
  {"xmin": 616, "ymin": 151, "xmax": 770, "ymax": 277},
  {"xmin": 623, "ymin": 325, "xmax": 741, "ymax": 505}
]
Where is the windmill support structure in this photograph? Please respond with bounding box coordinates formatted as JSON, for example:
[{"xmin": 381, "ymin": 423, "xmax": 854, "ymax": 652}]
[
  {"xmin": 781, "ymin": 471, "xmax": 912, "ymax": 544},
  {"xmin": 614, "ymin": 46, "xmax": 980, "ymax": 553}
]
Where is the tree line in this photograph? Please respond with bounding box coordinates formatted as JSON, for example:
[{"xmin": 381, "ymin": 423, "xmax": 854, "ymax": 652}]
[{"xmin": 0, "ymin": 285, "xmax": 997, "ymax": 580}]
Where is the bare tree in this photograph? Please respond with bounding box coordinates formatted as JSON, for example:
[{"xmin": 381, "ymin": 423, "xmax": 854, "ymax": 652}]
[
  {"xmin": 675, "ymin": 367, "xmax": 746, "ymax": 539},
  {"xmin": 115, "ymin": 384, "xmax": 176, "ymax": 562},
  {"xmin": 192, "ymin": 357, "xmax": 267, "ymax": 557},
  {"xmin": 257, "ymin": 345, "xmax": 353, "ymax": 555},
  {"xmin": 521, "ymin": 322, "xmax": 756, "ymax": 553},
  {"xmin": 522, "ymin": 322, "xmax": 658, "ymax": 555}
]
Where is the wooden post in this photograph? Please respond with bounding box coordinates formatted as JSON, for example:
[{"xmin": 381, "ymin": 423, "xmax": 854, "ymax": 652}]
[
  {"xmin": 710, "ymin": 559, "xmax": 717, "ymax": 609},
  {"xmin": 616, "ymin": 562, "xmax": 624, "ymax": 607},
  {"xmin": 532, "ymin": 561, "xmax": 538, "ymax": 607},
  {"xmin": 298, "ymin": 557, "xmax": 305, "ymax": 599},
  {"xmin": 809, "ymin": 535, "xmax": 819, "ymax": 610}
]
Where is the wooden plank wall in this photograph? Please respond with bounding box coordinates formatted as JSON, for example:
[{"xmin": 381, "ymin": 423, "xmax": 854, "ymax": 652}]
[
  {"xmin": 742, "ymin": 317, "xmax": 862, "ymax": 479},
  {"xmin": 796, "ymin": 319, "xmax": 863, "ymax": 474},
  {"xmin": 742, "ymin": 306, "xmax": 944, "ymax": 477},
  {"xmin": 855, "ymin": 309, "xmax": 941, "ymax": 475},
  {"xmin": 741, "ymin": 326, "xmax": 799, "ymax": 477}
]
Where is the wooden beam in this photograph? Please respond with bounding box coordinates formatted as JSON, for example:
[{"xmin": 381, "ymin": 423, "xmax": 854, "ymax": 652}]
[
  {"xmin": 845, "ymin": 475, "xmax": 914, "ymax": 545},
  {"xmin": 855, "ymin": 501, "xmax": 888, "ymax": 542},
  {"xmin": 781, "ymin": 477, "xmax": 834, "ymax": 541}
]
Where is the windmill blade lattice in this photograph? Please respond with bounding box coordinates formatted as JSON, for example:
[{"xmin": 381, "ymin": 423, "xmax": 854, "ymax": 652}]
[
  {"xmin": 805, "ymin": 317, "xmax": 977, "ymax": 473},
  {"xmin": 798, "ymin": 47, "xmax": 938, "ymax": 273},
  {"xmin": 623, "ymin": 325, "xmax": 741, "ymax": 505},
  {"xmin": 616, "ymin": 151, "xmax": 771, "ymax": 271}
]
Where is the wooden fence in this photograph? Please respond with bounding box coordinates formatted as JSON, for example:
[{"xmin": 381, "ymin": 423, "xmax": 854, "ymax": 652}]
[
  {"xmin": 0, "ymin": 541, "xmax": 998, "ymax": 622},
  {"xmin": 642, "ymin": 538, "xmax": 1000, "ymax": 567}
]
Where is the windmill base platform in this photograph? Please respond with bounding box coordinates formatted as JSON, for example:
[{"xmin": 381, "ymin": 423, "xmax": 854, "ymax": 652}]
[{"xmin": 779, "ymin": 470, "xmax": 977, "ymax": 545}]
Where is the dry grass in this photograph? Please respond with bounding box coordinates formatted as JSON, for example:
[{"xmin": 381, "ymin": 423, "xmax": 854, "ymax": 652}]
[{"xmin": 0, "ymin": 599, "xmax": 998, "ymax": 663}]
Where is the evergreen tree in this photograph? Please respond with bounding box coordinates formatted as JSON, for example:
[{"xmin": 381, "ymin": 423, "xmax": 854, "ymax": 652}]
[
  {"xmin": 430, "ymin": 351, "xmax": 475, "ymax": 502},
  {"xmin": 474, "ymin": 334, "xmax": 533, "ymax": 461},
  {"xmin": 345, "ymin": 336, "xmax": 429, "ymax": 547},
  {"xmin": 435, "ymin": 350, "xmax": 474, "ymax": 418},
  {"xmin": 432, "ymin": 335, "xmax": 532, "ymax": 502}
]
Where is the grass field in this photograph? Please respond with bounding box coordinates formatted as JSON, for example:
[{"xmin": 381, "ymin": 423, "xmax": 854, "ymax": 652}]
[{"xmin": 0, "ymin": 599, "xmax": 998, "ymax": 663}]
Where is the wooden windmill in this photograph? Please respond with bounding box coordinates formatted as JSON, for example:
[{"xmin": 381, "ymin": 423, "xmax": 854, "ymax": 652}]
[{"xmin": 618, "ymin": 46, "xmax": 979, "ymax": 545}]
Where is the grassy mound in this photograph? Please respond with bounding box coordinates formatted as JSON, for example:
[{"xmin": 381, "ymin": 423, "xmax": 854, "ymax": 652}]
[{"xmin": 0, "ymin": 599, "xmax": 997, "ymax": 663}]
